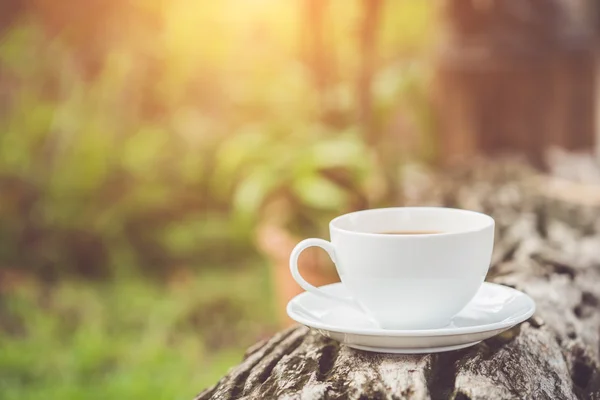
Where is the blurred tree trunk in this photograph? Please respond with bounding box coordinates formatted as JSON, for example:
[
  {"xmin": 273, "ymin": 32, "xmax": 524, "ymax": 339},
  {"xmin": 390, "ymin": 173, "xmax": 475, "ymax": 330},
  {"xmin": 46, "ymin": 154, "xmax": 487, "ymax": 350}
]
[
  {"xmin": 357, "ymin": 0, "xmax": 383, "ymax": 145},
  {"xmin": 435, "ymin": 0, "xmax": 598, "ymax": 168},
  {"xmin": 356, "ymin": 0, "xmax": 402, "ymax": 204},
  {"xmin": 302, "ymin": 0, "xmax": 336, "ymax": 118},
  {"xmin": 0, "ymin": 0, "xmax": 25, "ymax": 120},
  {"xmin": 0, "ymin": 0, "xmax": 24, "ymax": 34}
]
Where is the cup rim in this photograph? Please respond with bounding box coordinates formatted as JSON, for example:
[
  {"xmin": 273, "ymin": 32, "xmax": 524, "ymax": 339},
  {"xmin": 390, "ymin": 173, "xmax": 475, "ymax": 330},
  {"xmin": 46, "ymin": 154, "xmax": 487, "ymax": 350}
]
[{"xmin": 329, "ymin": 207, "xmax": 494, "ymax": 237}]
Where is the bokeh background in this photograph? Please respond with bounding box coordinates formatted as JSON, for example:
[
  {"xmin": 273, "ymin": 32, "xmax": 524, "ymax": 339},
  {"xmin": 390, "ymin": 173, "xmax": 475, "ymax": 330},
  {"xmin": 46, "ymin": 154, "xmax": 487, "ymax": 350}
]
[{"xmin": 0, "ymin": 1, "xmax": 598, "ymax": 399}]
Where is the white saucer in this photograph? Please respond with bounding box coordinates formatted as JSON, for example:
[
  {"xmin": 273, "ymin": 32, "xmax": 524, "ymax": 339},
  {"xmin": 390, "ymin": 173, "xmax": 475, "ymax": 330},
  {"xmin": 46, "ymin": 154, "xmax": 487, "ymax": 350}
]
[{"xmin": 287, "ymin": 282, "xmax": 536, "ymax": 354}]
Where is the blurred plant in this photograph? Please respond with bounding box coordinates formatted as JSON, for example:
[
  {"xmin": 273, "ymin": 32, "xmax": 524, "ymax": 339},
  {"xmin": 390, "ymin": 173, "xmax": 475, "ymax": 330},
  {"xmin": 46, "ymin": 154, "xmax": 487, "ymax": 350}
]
[
  {"xmin": 213, "ymin": 0, "xmax": 435, "ymax": 240},
  {"xmin": 0, "ymin": 23, "xmax": 248, "ymax": 278},
  {"xmin": 214, "ymin": 123, "xmax": 383, "ymax": 240},
  {"xmin": 0, "ymin": 1, "xmax": 438, "ymax": 397},
  {"xmin": 0, "ymin": 0, "xmax": 435, "ymax": 279},
  {"xmin": 0, "ymin": 265, "xmax": 275, "ymax": 399}
]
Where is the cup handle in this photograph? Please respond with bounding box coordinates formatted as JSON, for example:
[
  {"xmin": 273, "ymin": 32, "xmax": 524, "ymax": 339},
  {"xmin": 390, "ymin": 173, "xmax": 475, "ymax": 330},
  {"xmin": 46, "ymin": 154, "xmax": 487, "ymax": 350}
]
[{"xmin": 289, "ymin": 238, "xmax": 357, "ymax": 309}]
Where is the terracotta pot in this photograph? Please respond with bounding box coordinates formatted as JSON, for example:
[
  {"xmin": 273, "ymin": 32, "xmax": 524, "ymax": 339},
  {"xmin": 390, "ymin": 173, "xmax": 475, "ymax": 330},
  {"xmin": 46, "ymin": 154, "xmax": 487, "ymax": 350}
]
[{"xmin": 256, "ymin": 224, "xmax": 339, "ymax": 327}]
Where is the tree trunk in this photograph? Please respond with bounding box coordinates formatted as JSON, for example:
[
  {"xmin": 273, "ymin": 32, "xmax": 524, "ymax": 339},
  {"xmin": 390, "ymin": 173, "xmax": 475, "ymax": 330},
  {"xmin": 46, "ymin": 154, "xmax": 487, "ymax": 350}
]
[
  {"xmin": 196, "ymin": 160, "xmax": 600, "ymax": 400},
  {"xmin": 435, "ymin": 0, "xmax": 598, "ymax": 168},
  {"xmin": 357, "ymin": 0, "xmax": 383, "ymax": 146},
  {"xmin": 0, "ymin": 0, "xmax": 24, "ymax": 35},
  {"xmin": 302, "ymin": 0, "xmax": 335, "ymax": 117}
]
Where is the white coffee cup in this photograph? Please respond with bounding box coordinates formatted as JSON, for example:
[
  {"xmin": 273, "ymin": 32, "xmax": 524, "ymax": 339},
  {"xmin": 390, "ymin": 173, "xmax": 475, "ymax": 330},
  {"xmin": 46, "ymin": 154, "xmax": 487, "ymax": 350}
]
[{"xmin": 289, "ymin": 207, "xmax": 495, "ymax": 330}]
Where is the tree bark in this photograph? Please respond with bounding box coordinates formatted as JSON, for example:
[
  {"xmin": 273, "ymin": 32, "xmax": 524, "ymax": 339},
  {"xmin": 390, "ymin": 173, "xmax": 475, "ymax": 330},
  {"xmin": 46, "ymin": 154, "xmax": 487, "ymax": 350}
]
[{"xmin": 196, "ymin": 161, "xmax": 600, "ymax": 400}]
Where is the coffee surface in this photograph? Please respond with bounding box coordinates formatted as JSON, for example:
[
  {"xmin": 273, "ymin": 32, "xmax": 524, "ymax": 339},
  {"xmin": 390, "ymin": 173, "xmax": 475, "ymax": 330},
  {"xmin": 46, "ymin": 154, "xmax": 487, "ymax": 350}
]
[{"xmin": 378, "ymin": 230, "xmax": 443, "ymax": 235}]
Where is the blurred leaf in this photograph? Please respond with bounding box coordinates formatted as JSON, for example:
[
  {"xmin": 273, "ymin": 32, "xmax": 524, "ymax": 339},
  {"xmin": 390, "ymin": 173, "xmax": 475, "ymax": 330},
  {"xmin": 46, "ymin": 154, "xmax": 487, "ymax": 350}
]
[
  {"xmin": 162, "ymin": 216, "xmax": 232, "ymax": 255},
  {"xmin": 233, "ymin": 167, "xmax": 279, "ymax": 220},
  {"xmin": 122, "ymin": 126, "xmax": 169, "ymax": 175},
  {"xmin": 311, "ymin": 135, "xmax": 366, "ymax": 170},
  {"xmin": 0, "ymin": 25, "xmax": 39, "ymax": 75},
  {"xmin": 213, "ymin": 127, "xmax": 270, "ymax": 195},
  {"xmin": 125, "ymin": 183, "xmax": 170, "ymax": 210},
  {"xmin": 292, "ymin": 175, "xmax": 348, "ymax": 210}
]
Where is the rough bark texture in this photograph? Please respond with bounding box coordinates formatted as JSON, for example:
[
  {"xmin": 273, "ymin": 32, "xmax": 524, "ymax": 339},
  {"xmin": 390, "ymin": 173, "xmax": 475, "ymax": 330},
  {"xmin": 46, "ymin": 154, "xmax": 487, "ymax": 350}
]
[{"xmin": 197, "ymin": 161, "xmax": 600, "ymax": 400}]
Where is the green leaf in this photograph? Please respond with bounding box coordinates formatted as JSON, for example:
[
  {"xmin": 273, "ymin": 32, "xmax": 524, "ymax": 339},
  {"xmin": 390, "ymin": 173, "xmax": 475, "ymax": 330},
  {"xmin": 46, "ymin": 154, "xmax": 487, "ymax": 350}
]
[
  {"xmin": 213, "ymin": 127, "xmax": 270, "ymax": 196},
  {"xmin": 233, "ymin": 168, "xmax": 279, "ymax": 218},
  {"xmin": 292, "ymin": 175, "xmax": 348, "ymax": 210},
  {"xmin": 311, "ymin": 136, "xmax": 366, "ymax": 170},
  {"xmin": 122, "ymin": 126, "xmax": 169, "ymax": 175}
]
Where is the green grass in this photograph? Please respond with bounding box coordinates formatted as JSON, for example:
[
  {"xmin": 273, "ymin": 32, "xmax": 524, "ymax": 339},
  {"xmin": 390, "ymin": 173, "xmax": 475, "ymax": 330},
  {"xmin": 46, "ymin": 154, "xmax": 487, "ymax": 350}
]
[{"xmin": 0, "ymin": 264, "xmax": 277, "ymax": 399}]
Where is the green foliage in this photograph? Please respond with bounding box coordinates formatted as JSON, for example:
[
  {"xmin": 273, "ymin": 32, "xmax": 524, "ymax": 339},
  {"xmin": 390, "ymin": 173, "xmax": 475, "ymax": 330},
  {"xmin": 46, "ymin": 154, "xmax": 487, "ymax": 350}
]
[
  {"xmin": 0, "ymin": 266, "xmax": 275, "ymax": 399},
  {"xmin": 0, "ymin": 1, "xmax": 435, "ymax": 399},
  {"xmin": 0, "ymin": 1, "xmax": 435, "ymax": 275},
  {"xmin": 214, "ymin": 123, "xmax": 378, "ymax": 237},
  {"xmin": 0, "ymin": 23, "xmax": 245, "ymax": 276}
]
